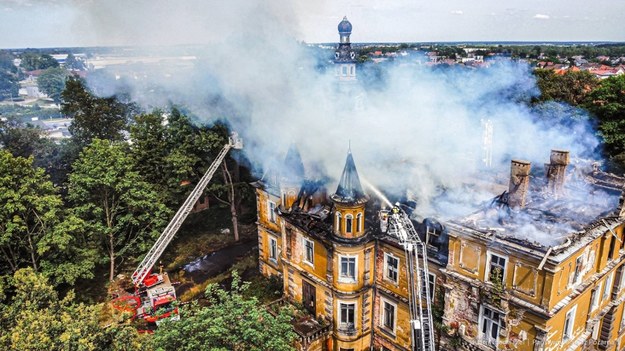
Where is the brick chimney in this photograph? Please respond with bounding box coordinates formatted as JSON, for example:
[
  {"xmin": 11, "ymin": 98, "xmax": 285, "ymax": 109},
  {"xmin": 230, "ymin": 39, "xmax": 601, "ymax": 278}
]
[
  {"xmin": 509, "ymin": 160, "xmax": 531, "ymax": 208},
  {"xmin": 545, "ymin": 150, "xmax": 570, "ymax": 199}
]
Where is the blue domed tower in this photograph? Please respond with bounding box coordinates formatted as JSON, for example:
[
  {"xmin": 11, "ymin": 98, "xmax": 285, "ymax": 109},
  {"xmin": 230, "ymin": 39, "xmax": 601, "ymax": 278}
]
[{"xmin": 334, "ymin": 16, "xmax": 357, "ymax": 82}]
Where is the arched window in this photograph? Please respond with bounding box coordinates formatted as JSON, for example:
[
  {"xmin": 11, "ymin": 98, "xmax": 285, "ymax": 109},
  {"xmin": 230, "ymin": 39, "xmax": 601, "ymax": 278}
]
[
  {"xmin": 336, "ymin": 212, "xmax": 342, "ymax": 232},
  {"xmin": 345, "ymin": 214, "xmax": 353, "ymax": 233},
  {"xmin": 356, "ymin": 213, "xmax": 363, "ymax": 232}
]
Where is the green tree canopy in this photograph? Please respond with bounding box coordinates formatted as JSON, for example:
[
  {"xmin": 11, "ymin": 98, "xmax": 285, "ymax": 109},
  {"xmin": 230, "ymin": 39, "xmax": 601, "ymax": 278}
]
[
  {"xmin": 37, "ymin": 67, "xmax": 70, "ymax": 104},
  {"xmin": 62, "ymin": 77, "xmax": 135, "ymax": 147},
  {"xmin": 152, "ymin": 272, "xmax": 297, "ymax": 351},
  {"xmin": 0, "ymin": 268, "xmax": 148, "ymax": 351},
  {"xmin": 67, "ymin": 139, "xmax": 170, "ymax": 281},
  {"xmin": 533, "ymin": 69, "xmax": 599, "ymax": 106},
  {"xmin": 0, "ymin": 150, "xmax": 96, "ymax": 285},
  {"xmin": 585, "ymin": 75, "xmax": 625, "ymax": 159},
  {"xmin": 64, "ymin": 53, "xmax": 86, "ymax": 71},
  {"xmin": 20, "ymin": 53, "xmax": 59, "ymax": 71}
]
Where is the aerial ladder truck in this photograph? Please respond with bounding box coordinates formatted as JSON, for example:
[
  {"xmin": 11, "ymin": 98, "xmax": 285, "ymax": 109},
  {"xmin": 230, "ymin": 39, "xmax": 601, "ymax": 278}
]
[
  {"xmin": 113, "ymin": 133, "xmax": 243, "ymax": 324},
  {"xmin": 380, "ymin": 205, "xmax": 436, "ymax": 351}
]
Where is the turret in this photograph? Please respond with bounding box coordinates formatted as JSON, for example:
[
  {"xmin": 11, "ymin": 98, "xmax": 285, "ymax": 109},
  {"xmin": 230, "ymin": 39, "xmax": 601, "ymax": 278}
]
[
  {"xmin": 330, "ymin": 151, "xmax": 369, "ymax": 238},
  {"xmin": 334, "ymin": 16, "xmax": 356, "ymax": 81}
]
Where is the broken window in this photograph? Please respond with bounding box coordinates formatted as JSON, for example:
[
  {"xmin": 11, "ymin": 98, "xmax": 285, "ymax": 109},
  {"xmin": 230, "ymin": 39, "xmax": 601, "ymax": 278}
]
[
  {"xmin": 340, "ymin": 256, "xmax": 357, "ymax": 282},
  {"xmin": 267, "ymin": 200, "xmax": 276, "ymax": 223},
  {"xmin": 339, "ymin": 302, "xmax": 355, "ymax": 330},
  {"xmin": 381, "ymin": 299, "xmax": 396, "ymax": 333},
  {"xmin": 480, "ymin": 305, "xmax": 502, "ymax": 348},
  {"xmin": 487, "ymin": 253, "xmax": 506, "ymax": 285},
  {"xmin": 304, "ymin": 238, "xmax": 314, "ymax": 265},
  {"xmin": 572, "ymin": 256, "xmax": 583, "ymax": 286},
  {"xmin": 563, "ymin": 305, "xmax": 576, "ymax": 341},
  {"xmin": 428, "ymin": 272, "xmax": 436, "ymax": 298},
  {"xmin": 269, "ymin": 236, "xmax": 278, "ymax": 262},
  {"xmin": 384, "ymin": 253, "xmax": 399, "ymax": 283},
  {"xmin": 426, "ymin": 225, "xmax": 440, "ymax": 248}
]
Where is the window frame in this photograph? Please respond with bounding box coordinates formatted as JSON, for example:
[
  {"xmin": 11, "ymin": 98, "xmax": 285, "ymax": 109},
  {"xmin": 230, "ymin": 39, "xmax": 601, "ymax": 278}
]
[
  {"xmin": 345, "ymin": 214, "xmax": 354, "ymax": 234},
  {"xmin": 338, "ymin": 301, "xmax": 356, "ymax": 331},
  {"xmin": 572, "ymin": 255, "xmax": 583, "ymax": 286},
  {"xmin": 380, "ymin": 297, "xmax": 397, "ymax": 335},
  {"xmin": 603, "ymin": 272, "xmax": 614, "ymax": 300},
  {"xmin": 356, "ymin": 213, "xmax": 363, "ymax": 232},
  {"xmin": 479, "ymin": 304, "xmax": 503, "ymax": 348},
  {"xmin": 336, "ymin": 212, "xmax": 342, "ymax": 233},
  {"xmin": 267, "ymin": 200, "xmax": 276, "ymax": 223},
  {"xmin": 591, "ymin": 280, "xmax": 602, "ymax": 312},
  {"xmin": 485, "ymin": 252, "xmax": 508, "ymax": 285},
  {"xmin": 428, "ymin": 272, "xmax": 436, "ymax": 298},
  {"xmin": 383, "ymin": 252, "xmax": 399, "ymax": 284},
  {"xmin": 268, "ymin": 236, "xmax": 278, "ymax": 263},
  {"xmin": 303, "ymin": 238, "xmax": 314, "ymax": 266},
  {"xmin": 562, "ymin": 305, "xmax": 577, "ymax": 342},
  {"xmin": 338, "ymin": 255, "xmax": 358, "ymax": 283}
]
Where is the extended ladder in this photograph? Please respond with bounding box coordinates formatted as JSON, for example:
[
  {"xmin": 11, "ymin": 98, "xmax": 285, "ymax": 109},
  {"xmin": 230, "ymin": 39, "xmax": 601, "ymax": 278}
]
[
  {"xmin": 131, "ymin": 134, "xmax": 242, "ymax": 287},
  {"xmin": 385, "ymin": 207, "xmax": 436, "ymax": 351}
]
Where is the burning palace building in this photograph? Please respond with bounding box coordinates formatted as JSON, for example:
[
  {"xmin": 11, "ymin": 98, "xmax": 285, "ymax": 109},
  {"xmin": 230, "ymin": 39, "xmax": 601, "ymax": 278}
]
[{"xmin": 254, "ymin": 142, "xmax": 625, "ymax": 351}]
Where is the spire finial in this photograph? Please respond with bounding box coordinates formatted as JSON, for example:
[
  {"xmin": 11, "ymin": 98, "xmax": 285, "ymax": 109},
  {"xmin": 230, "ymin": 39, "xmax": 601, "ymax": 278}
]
[{"xmin": 348, "ymin": 140, "xmax": 351, "ymax": 153}]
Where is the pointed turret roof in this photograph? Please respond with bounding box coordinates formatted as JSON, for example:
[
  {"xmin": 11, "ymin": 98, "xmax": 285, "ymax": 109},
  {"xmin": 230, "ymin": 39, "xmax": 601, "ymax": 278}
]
[
  {"xmin": 331, "ymin": 151, "xmax": 368, "ymax": 204},
  {"xmin": 281, "ymin": 144, "xmax": 305, "ymax": 182}
]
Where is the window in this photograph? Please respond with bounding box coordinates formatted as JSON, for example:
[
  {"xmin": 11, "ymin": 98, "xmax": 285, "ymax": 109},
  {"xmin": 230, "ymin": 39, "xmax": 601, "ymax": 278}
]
[
  {"xmin": 426, "ymin": 225, "xmax": 440, "ymax": 247},
  {"xmin": 487, "ymin": 253, "xmax": 507, "ymax": 284},
  {"xmin": 603, "ymin": 272, "xmax": 614, "ymax": 300},
  {"xmin": 269, "ymin": 236, "xmax": 278, "ymax": 262},
  {"xmin": 384, "ymin": 253, "xmax": 399, "ymax": 283},
  {"xmin": 572, "ymin": 256, "xmax": 583, "ymax": 285},
  {"xmin": 281, "ymin": 192, "xmax": 286, "ymax": 206},
  {"xmin": 381, "ymin": 299, "xmax": 396, "ymax": 333},
  {"xmin": 267, "ymin": 200, "xmax": 276, "ymax": 223},
  {"xmin": 304, "ymin": 238, "xmax": 314, "ymax": 265},
  {"xmin": 563, "ymin": 305, "xmax": 577, "ymax": 341},
  {"xmin": 621, "ymin": 307, "xmax": 625, "ymax": 332},
  {"xmin": 336, "ymin": 212, "xmax": 342, "ymax": 232},
  {"xmin": 608, "ymin": 235, "xmax": 617, "ymax": 261},
  {"xmin": 620, "ymin": 266, "xmax": 625, "ymax": 291},
  {"xmin": 356, "ymin": 213, "xmax": 362, "ymax": 232},
  {"xmin": 345, "ymin": 214, "xmax": 353, "ymax": 234},
  {"xmin": 342, "ymin": 66, "xmax": 347, "ymax": 76},
  {"xmin": 339, "ymin": 302, "xmax": 355, "ymax": 330},
  {"xmin": 590, "ymin": 281, "xmax": 602, "ymax": 312},
  {"xmin": 339, "ymin": 256, "xmax": 357, "ymax": 282},
  {"xmin": 480, "ymin": 305, "xmax": 502, "ymax": 348},
  {"xmin": 428, "ymin": 273, "xmax": 436, "ymax": 298}
]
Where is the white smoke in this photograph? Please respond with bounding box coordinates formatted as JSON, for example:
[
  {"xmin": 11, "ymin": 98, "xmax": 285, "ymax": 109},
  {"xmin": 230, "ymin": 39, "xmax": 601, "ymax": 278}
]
[{"xmin": 73, "ymin": 0, "xmax": 610, "ymax": 232}]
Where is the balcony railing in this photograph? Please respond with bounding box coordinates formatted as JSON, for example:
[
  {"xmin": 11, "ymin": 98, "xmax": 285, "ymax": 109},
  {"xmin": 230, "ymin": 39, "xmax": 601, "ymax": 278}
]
[{"xmin": 266, "ymin": 298, "xmax": 333, "ymax": 347}]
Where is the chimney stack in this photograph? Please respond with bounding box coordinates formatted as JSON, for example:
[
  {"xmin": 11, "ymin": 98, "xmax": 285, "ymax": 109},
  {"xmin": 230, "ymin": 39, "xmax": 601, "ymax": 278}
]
[
  {"xmin": 509, "ymin": 160, "xmax": 531, "ymax": 208},
  {"xmin": 545, "ymin": 150, "xmax": 570, "ymax": 198}
]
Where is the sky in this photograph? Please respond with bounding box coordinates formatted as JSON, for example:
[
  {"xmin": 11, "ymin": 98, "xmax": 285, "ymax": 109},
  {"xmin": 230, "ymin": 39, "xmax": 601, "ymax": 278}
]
[{"xmin": 1, "ymin": 0, "xmax": 624, "ymax": 48}]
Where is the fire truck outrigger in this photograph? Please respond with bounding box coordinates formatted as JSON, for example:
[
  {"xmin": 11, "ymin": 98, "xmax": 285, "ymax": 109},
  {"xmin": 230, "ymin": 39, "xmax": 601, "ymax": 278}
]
[
  {"xmin": 380, "ymin": 204, "xmax": 436, "ymax": 351},
  {"xmin": 113, "ymin": 133, "xmax": 243, "ymax": 324}
]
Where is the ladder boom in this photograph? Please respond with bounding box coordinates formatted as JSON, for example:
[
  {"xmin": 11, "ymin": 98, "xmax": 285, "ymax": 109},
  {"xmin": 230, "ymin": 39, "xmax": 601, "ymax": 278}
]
[{"xmin": 131, "ymin": 135, "xmax": 241, "ymax": 286}]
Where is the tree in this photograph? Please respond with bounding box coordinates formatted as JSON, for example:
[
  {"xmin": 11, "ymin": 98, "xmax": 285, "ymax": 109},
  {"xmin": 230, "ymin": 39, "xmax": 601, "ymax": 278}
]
[
  {"xmin": 37, "ymin": 67, "xmax": 70, "ymax": 104},
  {"xmin": 533, "ymin": 69, "xmax": 598, "ymax": 106},
  {"xmin": 62, "ymin": 77, "xmax": 135, "ymax": 147},
  {"xmin": 20, "ymin": 53, "xmax": 59, "ymax": 71},
  {"xmin": 64, "ymin": 53, "xmax": 85, "ymax": 71},
  {"xmin": 0, "ymin": 151, "xmax": 96, "ymax": 285},
  {"xmin": 0, "ymin": 268, "xmax": 148, "ymax": 351},
  {"xmin": 585, "ymin": 75, "xmax": 625, "ymax": 161},
  {"xmin": 0, "ymin": 70, "xmax": 19, "ymax": 101},
  {"xmin": 67, "ymin": 139, "xmax": 170, "ymax": 281},
  {"xmin": 152, "ymin": 272, "xmax": 297, "ymax": 351}
]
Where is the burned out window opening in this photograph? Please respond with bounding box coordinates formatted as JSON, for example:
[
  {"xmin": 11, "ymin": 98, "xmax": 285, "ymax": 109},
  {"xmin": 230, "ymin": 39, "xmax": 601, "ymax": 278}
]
[
  {"xmin": 381, "ymin": 298, "xmax": 396, "ymax": 334},
  {"xmin": 487, "ymin": 252, "xmax": 507, "ymax": 285},
  {"xmin": 608, "ymin": 235, "xmax": 617, "ymax": 261},
  {"xmin": 479, "ymin": 305, "xmax": 502, "ymax": 348},
  {"xmin": 426, "ymin": 225, "xmax": 440, "ymax": 248},
  {"xmin": 346, "ymin": 214, "xmax": 353, "ymax": 234},
  {"xmin": 590, "ymin": 281, "xmax": 602, "ymax": 312},
  {"xmin": 339, "ymin": 255, "xmax": 357, "ymax": 283},
  {"xmin": 339, "ymin": 302, "xmax": 356, "ymax": 331},
  {"xmin": 384, "ymin": 253, "xmax": 399, "ymax": 283},
  {"xmin": 304, "ymin": 238, "xmax": 314, "ymax": 266},
  {"xmin": 356, "ymin": 213, "xmax": 362, "ymax": 232},
  {"xmin": 563, "ymin": 305, "xmax": 577, "ymax": 341}
]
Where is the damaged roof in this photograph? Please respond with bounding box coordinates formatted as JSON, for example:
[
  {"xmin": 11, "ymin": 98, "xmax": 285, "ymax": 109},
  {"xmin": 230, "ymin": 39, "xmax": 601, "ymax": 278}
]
[{"xmin": 330, "ymin": 151, "xmax": 369, "ymax": 204}]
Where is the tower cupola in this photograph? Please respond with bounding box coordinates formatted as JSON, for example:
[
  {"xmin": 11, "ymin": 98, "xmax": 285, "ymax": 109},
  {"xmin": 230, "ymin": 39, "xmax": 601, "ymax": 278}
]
[
  {"xmin": 338, "ymin": 16, "xmax": 353, "ymax": 43},
  {"xmin": 280, "ymin": 144, "xmax": 305, "ymax": 210},
  {"xmin": 334, "ymin": 16, "xmax": 357, "ymax": 81},
  {"xmin": 331, "ymin": 150, "xmax": 369, "ymax": 238}
]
